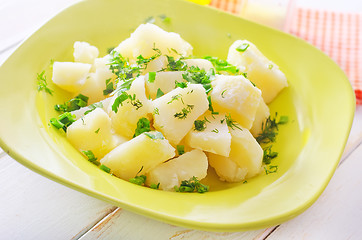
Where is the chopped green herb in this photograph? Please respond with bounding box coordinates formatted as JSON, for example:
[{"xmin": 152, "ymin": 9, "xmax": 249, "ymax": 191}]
[
  {"xmin": 256, "ymin": 113, "xmax": 288, "ymax": 144},
  {"xmin": 182, "ymin": 66, "xmax": 214, "ymax": 94},
  {"xmin": 263, "ymin": 146, "xmax": 278, "ymax": 165},
  {"xmin": 204, "ymin": 56, "xmax": 239, "ymax": 75},
  {"xmin": 193, "ymin": 120, "xmax": 206, "ymax": 131},
  {"xmin": 103, "ymin": 78, "xmax": 114, "ymax": 95},
  {"xmin": 148, "ymin": 72, "xmax": 156, "ymax": 83},
  {"xmin": 134, "ymin": 117, "xmax": 151, "ymax": 137},
  {"xmin": 153, "ymin": 107, "xmax": 160, "ymax": 115},
  {"xmin": 221, "ymin": 89, "xmax": 227, "ymax": 98},
  {"xmin": 166, "ymin": 56, "xmax": 187, "ymax": 71},
  {"xmin": 129, "ymin": 175, "xmax": 147, "ymax": 185},
  {"xmin": 264, "ymin": 165, "xmax": 278, "ymax": 175},
  {"xmin": 150, "ymin": 183, "xmax": 160, "ymax": 189},
  {"xmin": 144, "ymin": 16, "xmax": 155, "ymax": 23},
  {"xmin": 236, "ymin": 43, "xmax": 250, "ymax": 52},
  {"xmin": 37, "ymin": 70, "xmax": 54, "ymax": 95},
  {"xmin": 100, "ymin": 164, "xmax": 111, "ymax": 173},
  {"xmin": 84, "ymin": 102, "xmax": 103, "ymax": 115},
  {"xmin": 156, "ymin": 88, "xmax": 164, "ymax": 98},
  {"xmin": 50, "ymin": 112, "xmax": 76, "ymax": 132},
  {"xmin": 176, "ymin": 145, "xmax": 185, "ymax": 155},
  {"xmin": 159, "ymin": 14, "xmax": 171, "ymax": 23},
  {"xmin": 54, "ymin": 94, "xmax": 89, "ymax": 112},
  {"xmin": 95, "ymin": 128, "xmax": 100, "ymax": 134},
  {"xmin": 268, "ymin": 64, "xmax": 274, "ymax": 70},
  {"xmin": 211, "ymin": 128, "xmax": 219, "ymax": 133},
  {"xmin": 174, "ymin": 104, "xmax": 194, "ymax": 119},
  {"xmin": 167, "ymin": 94, "xmax": 182, "ymax": 104},
  {"xmin": 111, "ymin": 92, "xmax": 129, "ymax": 113},
  {"xmin": 225, "ymin": 113, "xmax": 242, "ymax": 130},
  {"xmin": 144, "ymin": 131, "xmax": 165, "ymax": 140},
  {"xmin": 82, "ymin": 150, "xmax": 97, "ymax": 162},
  {"xmin": 207, "ymin": 96, "xmax": 219, "ymax": 115},
  {"xmin": 174, "ymin": 176, "xmax": 209, "ymax": 193},
  {"xmin": 175, "ymin": 81, "xmax": 188, "ymax": 89},
  {"xmin": 107, "ymin": 47, "xmax": 115, "ymax": 54}
]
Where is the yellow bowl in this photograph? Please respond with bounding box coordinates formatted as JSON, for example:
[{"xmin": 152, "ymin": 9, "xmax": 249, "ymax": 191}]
[{"xmin": 0, "ymin": 0, "xmax": 355, "ymax": 231}]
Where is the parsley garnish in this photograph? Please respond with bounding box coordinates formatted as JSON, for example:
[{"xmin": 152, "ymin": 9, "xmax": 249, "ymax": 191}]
[
  {"xmin": 50, "ymin": 112, "xmax": 76, "ymax": 132},
  {"xmin": 182, "ymin": 66, "xmax": 215, "ymax": 94},
  {"xmin": 166, "ymin": 56, "xmax": 187, "ymax": 71},
  {"xmin": 207, "ymin": 96, "xmax": 219, "ymax": 115},
  {"xmin": 167, "ymin": 94, "xmax": 183, "ymax": 104},
  {"xmin": 211, "ymin": 128, "xmax": 219, "ymax": 133},
  {"xmin": 144, "ymin": 131, "xmax": 165, "ymax": 140},
  {"xmin": 36, "ymin": 71, "xmax": 53, "ymax": 95},
  {"xmin": 153, "ymin": 107, "xmax": 160, "ymax": 115},
  {"xmin": 134, "ymin": 117, "xmax": 151, "ymax": 137},
  {"xmin": 193, "ymin": 120, "xmax": 206, "ymax": 131},
  {"xmin": 174, "ymin": 176, "xmax": 209, "ymax": 193},
  {"xmin": 156, "ymin": 88, "xmax": 164, "ymax": 98},
  {"xmin": 236, "ymin": 43, "xmax": 249, "ymax": 52},
  {"xmin": 100, "ymin": 164, "xmax": 111, "ymax": 173},
  {"xmin": 103, "ymin": 78, "xmax": 114, "ymax": 96},
  {"xmin": 150, "ymin": 183, "xmax": 160, "ymax": 189},
  {"xmin": 84, "ymin": 102, "xmax": 103, "ymax": 115},
  {"xmin": 148, "ymin": 72, "xmax": 156, "ymax": 83},
  {"xmin": 176, "ymin": 145, "xmax": 185, "ymax": 155},
  {"xmin": 129, "ymin": 166, "xmax": 147, "ymax": 185},
  {"xmin": 225, "ymin": 113, "xmax": 242, "ymax": 130},
  {"xmin": 262, "ymin": 146, "xmax": 278, "ymax": 165},
  {"xmin": 175, "ymin": 81, "xmax": 188, "ymax": 89},
  {"xmin": 95, "ymin": 128, "xmax": 100, "ymax": 134},
  {"xmin": 204, "ymin": 56, "xmax": 239, "ymax": 75},
  {"xmin": 112, "ymin": 92, "xmax": 143, "ymax": 113},
  {"xmin": 174, "ymin": 104, "xmax": 194, "ymax": 119},
  {"xmin": 82, "ymin": 150, "xmax": 100, "ymax": 165},
  {"xmin": 54, "ymin": 94, "xmax": 89, "ymax": 112},
  {"xmin": 264, "ymin": 165, "xmax": 278, "ymax": 175},
  {"xmin": 256, "ymin": 113, "xmax": 288, "ymax": 144}
]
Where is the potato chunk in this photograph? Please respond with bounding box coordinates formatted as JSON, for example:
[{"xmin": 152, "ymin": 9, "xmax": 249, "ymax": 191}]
[
  {"xmin": 52, "ymin": 62, "xmax": 91, "ymax": 93},
  {"xmin": 145, "ymin": 149, "xmax": 208, "ymax": 191},
  {"xmin": 114, "ymin": 23, "xmax": 193, "ymax": 63},
  {"xmin": 144, "ymin": 71, "xmax": 185, "ymax": 100},
  {"xmin": 250, "ymin": 99, "xmax": 270, "ymax": 137},
  {"xmin": 152, "ymin": 84, "xmax": 209, "ymax": 145},
  {"xmin": 210, "ymin": 74, "xmax": 261, "ymax": 129},
  {"xmin": 66, "ymin": 108, "xmax": 116, "ymax": 158},
  {"xmin": 227, "ymin": 40, "xmax": 288, "ymax": 103},
  {"xmin": 183, "ymin": 59, "xmax": 214, "ymax": 71},
  {"xmin": 100, "ymin": 131, "xmax": 175, "ymax": 180},
  {"xmin": 208, "ymin": 127, "xmax": 263, "ymax": 181},
  {"xmin": 109, "ymin": 76, "xmax": 152, "ymax": 138},
  {"xmin": 185, "ymin": 113, "xmax": 231, "ymax": 157},
  {"xmin": 73, "ymin": 41, "xmax": 99, "ymax": 64},
  {"xmin": 208, "ymin": 154, "xmax": 248, "ymax": 182}
]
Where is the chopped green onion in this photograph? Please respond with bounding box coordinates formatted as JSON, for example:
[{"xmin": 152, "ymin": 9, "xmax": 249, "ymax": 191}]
[
  {"xmin": 100, "ymin": 164, "xmax": 111, "ymax": 173},
  {"xmin": 236, "ymin": 43, "xmax": 249, "ymax": 52},
  {"xmin": 148, "ymin": 72, "xmax": 156, "ymax": 83},
  {"xmin": 133, "ymin": 117, "xmax": 151, "ymax": 137},
  {"xmin": 129, "ymin": 175, "xmax": 146, "ymax": 185},
  {"xmin": 156, "ymin": 88, "xmax": 164, "ymax": 98}
]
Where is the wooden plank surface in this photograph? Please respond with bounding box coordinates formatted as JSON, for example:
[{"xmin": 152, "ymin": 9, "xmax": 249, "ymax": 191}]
[
  {"xmin": 0, "ymin": 154, "xmax": 115, "ymax": 240},
  {"xmin": 266, "ymin": 143, "xmax": 362, "ymax": 240}
]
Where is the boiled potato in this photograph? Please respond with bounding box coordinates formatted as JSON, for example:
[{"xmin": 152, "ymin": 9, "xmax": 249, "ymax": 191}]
[
  {"xmin": 114, "ymin": 23, "xmax": 193, "ymax": 63},
  {"xmin": 145, "ymin": 149, "xmax": 208, "ymax": 191},
  {"xmin": 52, "ymin": 62, "xmax": 91, "ymax": 93},
  {"xmin": 109, "ymin": 76, "xmax": 152, "ymax": 138},
  {"xmin": 142, "ymin": 55, "xmax": 168, "ymax": 75},
  {"xmin": 144, "ymin": 71, "xmax": 185, "ymax": 99},
  {"xmin": 66, "ymin": 108, "xmax": 116, "ymax": 159},
  {"xmin": 183, "ymin": 59, "xmax": 214, "ymax": 71},
  {"xmin": 210, "ymin": 74, "xmax": 262, "ymax": 129},
  {"xmin": 185, "ymin": 113, "xmax": 231, "ymax": 157},
  {"xmin": 208, "ymin": 127, "xmax": 263, "ymax": 181},
  {"xmin": 208, "ymin": 153, "xmax": 248, "ymax": 182},
  {"xmin": 250, "ymin": 99, "xmax": 270, "ymax": 137},
  {"xmin": 73, "ymin": 41, "xmax": 99, "ymax": 64},
  {"xmin": 100, "ymin": 131, "xmax": 175, "ymax": 180},
  {"xmin": 227, "ymin": 40, "xmax": 288, "ymax": 103},
  {"xmin": 152, "ymin": 84, "xmax": 209, "ymax": 145}
]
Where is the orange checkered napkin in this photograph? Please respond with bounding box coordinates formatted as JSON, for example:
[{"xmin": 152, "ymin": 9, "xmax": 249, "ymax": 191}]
[{"xmin": 209, "ymin": 0, "xmax": 362, "ymax": 104}]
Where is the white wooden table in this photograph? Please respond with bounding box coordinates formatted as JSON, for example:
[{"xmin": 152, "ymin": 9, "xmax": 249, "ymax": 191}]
[{"xmin": 1, "ymin": 0, "xmax": 362, "ymax": 239}]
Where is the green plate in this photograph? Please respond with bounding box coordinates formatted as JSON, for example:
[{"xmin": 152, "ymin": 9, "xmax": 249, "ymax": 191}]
[{"xmin": 0, "ymin": 0, "xmax": 355, "ymax": 231}]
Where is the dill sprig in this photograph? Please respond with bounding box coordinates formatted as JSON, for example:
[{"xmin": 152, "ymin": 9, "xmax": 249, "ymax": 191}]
[{"xmin": 256, "ymin": 113, "xmax": 288, "ymax": 144}]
